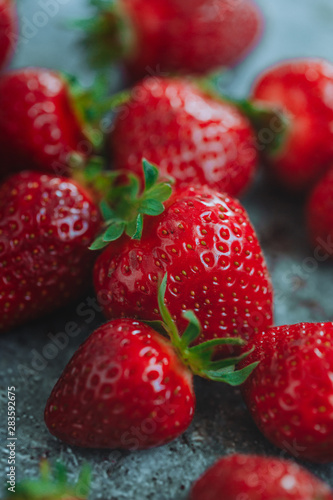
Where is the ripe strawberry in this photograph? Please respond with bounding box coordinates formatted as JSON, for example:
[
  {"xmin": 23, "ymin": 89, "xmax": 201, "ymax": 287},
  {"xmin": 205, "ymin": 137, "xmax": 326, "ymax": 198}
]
[
  {"xmin": 82, "ymin": 0, "xmax": 263, "ymax": 80},
  {"xmin": 0, "ymin": 171, "xmax": 101, "ymax": 332},
  {"xmin": 307, "ymin": 167, "xmax": 333, "ymax": 255},
  {"xmin": 6, "ymin": 461, "xmax": 91, "ymax": 500},
  {"xmin": 110, "ymin": 77, "xmax": 258, "ymax": 197},
  {"xmin": 249, "ymin": 58, "xmax": 333, "ymax": 191},
  {"xmin": 0, "ymin": 68, "xmax": 103, "ymax": 179},
  {"xmin": 240, "ymin": 322, "xmax": 333, "ymax": 463},
  {"xmin": 45, "ymin": 280, "xmax": 257, "ymax": 450},
  {"xmin": 190, "ymin": 454, "xmax": 333, "ymax": 500},
  {"xmin": 45, "ymin": 318, "xmax": 195, "ymax": 449},
  {"xmin": 93, "ymin": 161, "xmax": 273, "ymax": 349},
  {"xmin": 0, "ymin": 0, "xmax": 18, "ymax": 72}
]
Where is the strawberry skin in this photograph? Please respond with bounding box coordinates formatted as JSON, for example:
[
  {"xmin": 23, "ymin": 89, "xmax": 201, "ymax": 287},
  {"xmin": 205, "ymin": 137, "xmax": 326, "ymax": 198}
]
[
  {"xmin": 0, "ymin": 0, "xmax": 18, "ymax": 71},
  {"xmin": 251, "ymin": 58, "xmax": 333, "ymax": 191},
  {"xmin": 190, "ymin": 454, "xmax": 333, "ymax": 500},
  {"xmin": 0, "ymin": 68, "xmax": 90, "ymax": 178},
  {"xmin": 45, "ymin": 319, "xmax": 195, "ymax": 449},
  {"xmin": 0, "ymin": 171, "xmax": 101, "ymax": 332},
  {"xmin": 307, "ymin": 167, "xmax": 333, "ymax": 254},
  {"xmin": 94, "ymin": 185, "xmax": 273, "ymax": 347},
  {"xmin": 111, "ymin": 77, "xmax": 258, "ymax": 197},
  {"xmin": 95, "ymin": 0, "xmax": 263, "ymax": 79},
  {"xmin": 241, "ymin": 323, "xmax": 333, "ymax": 462}
]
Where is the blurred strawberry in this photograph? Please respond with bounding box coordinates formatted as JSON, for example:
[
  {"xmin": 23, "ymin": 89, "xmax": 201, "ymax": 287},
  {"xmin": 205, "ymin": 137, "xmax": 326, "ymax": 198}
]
[
  {"xmin": 110, "ymin": 77, "xmax": 258, "ymax": 197},
  {"xmin": 307, "ymin": 167, "xmax": 333, "ymax": 256},
  {"xmin": 80, "ymin": 0, "xmax": 263, "ymax": 80},
  {"xmin": 0, "ymin": 68, "xmax": 104, "ymax": 179},
  {"xmin": 0, "ymin": 171, "xmax": 101, "ymax": 332},
  {"xmin": 247, "ymin": 59, "xmax": 333, "ymax": 192},
  {"xmin": 190, "ymin": 454, "xmax": 333, "ymax": 500},
  {"xmin": 0, "ymin": 0, "xmax": 18, "ymax": 71}
]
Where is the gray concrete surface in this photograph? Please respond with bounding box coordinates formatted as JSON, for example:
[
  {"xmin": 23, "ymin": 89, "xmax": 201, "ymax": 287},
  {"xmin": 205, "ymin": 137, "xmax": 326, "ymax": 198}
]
[{"xmin": 1, "ymin": 0, "xmax": 333, "ymax": 498}]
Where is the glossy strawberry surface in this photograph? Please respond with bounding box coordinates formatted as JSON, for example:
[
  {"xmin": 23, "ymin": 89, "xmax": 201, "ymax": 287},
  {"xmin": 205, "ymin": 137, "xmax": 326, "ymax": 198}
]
[
  {"xmin": 190, "ymin": 454, "xmax": 333, "ymax": 500},
  {"xmin": 307, "ymin": 167, "xmax": 333, "ymax": 255},
  {"xmin": 120, "ymin": 0, "xmax": 263, "ymax": 78},
  {"xmin": 0, "ymin": 171, "xmax": 101, "ymax": 332},
  {"xmin": 0, "ymin": 0, "xmax": 17, "ymax": 71},
  {"xmin": 94, "ymin": 185, "xmax": 273, "ymax": 347},
  {"xmin": 111, "ymin": 77, "xmax": 258, "ymax": 197},
  {"xmin": 0, "ymin": 68, "xmax": 89, "ymax": 178},
  {"xmin": 241, "ymin": 322, "xmax": 333, "ymax": 462},
  {"xmin": 252, "ymin": 58, "xmax": 333, "ymax": 191},
  {"xmin": 45, "ymin": 319, "xmax": 195, "ymax": 449}
]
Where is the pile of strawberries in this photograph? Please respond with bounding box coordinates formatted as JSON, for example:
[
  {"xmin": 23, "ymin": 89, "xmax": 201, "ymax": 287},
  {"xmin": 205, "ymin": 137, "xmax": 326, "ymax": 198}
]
[{"xmin": 3, "ymin": 0, "xmax": 333, "ymax": 498}]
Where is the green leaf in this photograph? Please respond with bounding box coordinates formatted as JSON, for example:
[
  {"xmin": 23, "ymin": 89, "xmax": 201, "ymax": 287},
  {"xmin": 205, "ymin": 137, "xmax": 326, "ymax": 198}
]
[
  {"xmin": 180, "ymin": 311, "xmax": 202, "ymax": 348},
  {"xmin": 189, "ymin": 337, "xmax": 245, "ymax": 356},
  {"xmin": 104, "ymin": 222, "xmax": 125, "ymax": 241},
  {"xmin": 89, "ymin": 233, "xmax": 110, "ymax": 250},
  {"xmin": 148, "ymin": 183, "xmax": 173, "ymax": 202},
  {"xmin": 130, "ymin": 214, "xmax": 143, "ymax": 240},
  {"xmin": 99, "ymin": 199, "xmax": 115, "ymax": 221},
  {"xmin": 143, "ymin": 159, "xmax": 159, "ymax": 191},
  {"xmin": 140, "ymin": 199, "xmax": 165, "ymax": 216},
  {"xmin": 202, "ymin": 361, "xmax": 260, "ymax": 386},
  {"xmin": 205, "ymin": 347, "xmax": 255, "ymax": 372}
]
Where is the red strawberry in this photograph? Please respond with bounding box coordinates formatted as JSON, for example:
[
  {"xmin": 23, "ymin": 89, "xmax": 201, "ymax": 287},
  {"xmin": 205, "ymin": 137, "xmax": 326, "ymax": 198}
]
[
  {"xmin": 93, "ymin": 161, "xmax": 273, "ymax": 349},
  {"xmin": 110, "ymin": 77, "xmax": 258, "ymax": 197},
  {"xmin": 0, "ymin": 68, "xmax": 103, "ymax": 179},
  {"xmin": 45, "ymin": 282, "xmax": 257, "ymax": 450},
  {"xmin": 190, "ymin": 454, "xmax": 333, "ymax": 500},
  {"xmin": 240, "ymin": 322, "xmax": 333, "ymax": 463},
  {"xmin": 0, "ymin": 171, "xmax": 101, "ymax": 332},
  {"xmin": 45, "ymin": 318, "xmax": 196, "ymax": 449},
  {"xmin": 249, "ymin": 58, "xmax": 333, "ymax": 192},
  {"xmin": 82, "ymin": 0, "xmax": 263, "ymax": 80},
  {"xmin": 0, "ymin": 0, "xmax": 18, "ymax": 71},
  {"xmin": 307, "ymin": 167, "xmax": 333, "ymax": 255},
  {"xmin": 6, "ymin": 461, "xmax": 91, "ymax": 500}
]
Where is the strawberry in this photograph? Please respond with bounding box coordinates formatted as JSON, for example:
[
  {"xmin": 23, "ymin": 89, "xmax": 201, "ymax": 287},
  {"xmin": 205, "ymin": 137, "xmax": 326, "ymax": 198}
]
[
  {"xmin": 45, "ymin": 279, "xmax": 257, "ymax": 449},
  {"xmin": 0, "ymin": 68, "xmax": 104, "ymax": 179},
  {"xmin": 110, "ymin": 77, "xmax": 258, "ymax": 197},
  {"xmin": 247, "ymin": 58, "xmax": 333, "ymax": 192},
  {"xmin": 240, "ymin": 322, "xmax": 333, "ymax": 463},
  {"xmin": 190, "ymin": 454, "xmax": 333, "ymax": 500},
  {"xmin": 45, "ymin": 318, "xmax": 195, "ymax": 449},
  {"xmin": 0, "ymin": 171, "xmax": 101, "ymax": 332},
  {"xmin": 5, "ymin": 461, "xmax": 91, "ymax": 499},
  {"xmin": 0, "ymin": 0, "xmax": 18, "ymax": 72},
  {"xmin": 307, "ymin": 167, "xmax": 333, "ymax": 255},
  {"xmin": 81, "ymin": 0, "xmax": 263, "ymax": 80},
  {"xmin": 92, "ymin": 160, "xmax": 273, "ymax": 349}
]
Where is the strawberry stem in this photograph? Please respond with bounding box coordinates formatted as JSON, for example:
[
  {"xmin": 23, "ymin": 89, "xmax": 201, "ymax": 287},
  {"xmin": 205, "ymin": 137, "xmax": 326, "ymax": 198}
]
[
  {"xmin": 157, "ymin": 274, "xmax": 259, "ymax": 385},
  {"xmin": 74, "ymin": 0, "xmax": 135, "ymax": 69}
]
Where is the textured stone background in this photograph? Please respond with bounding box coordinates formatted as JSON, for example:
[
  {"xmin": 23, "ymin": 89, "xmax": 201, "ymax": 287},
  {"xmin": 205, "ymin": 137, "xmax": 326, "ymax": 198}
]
[{"xmin": 1, "ymin": 0, "xmax": 333, "ymax": 498}]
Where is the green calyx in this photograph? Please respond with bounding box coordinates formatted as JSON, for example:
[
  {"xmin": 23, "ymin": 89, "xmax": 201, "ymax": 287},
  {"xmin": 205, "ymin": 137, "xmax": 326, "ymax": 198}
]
[
  {"xmin": 90, "ymin": 159, "xmax": 173, "ymax": 250},
  {"xmin": 5, "ymin": 460, "xmax": 91, "ymax": 499},
  {"xmin": 235, "ymin": 99, "xmax": 289, "ymax": 154},
  {"xmin": 63, "ymin": 72, "xmax": 115, "ymax": 152},
  {"xmin": 75, "ymin": 0, "xmax": 135, "ymax": 69},
  {"xmin": 157, "ymin": 274, "xmax": 259, "ymax": 386}
]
